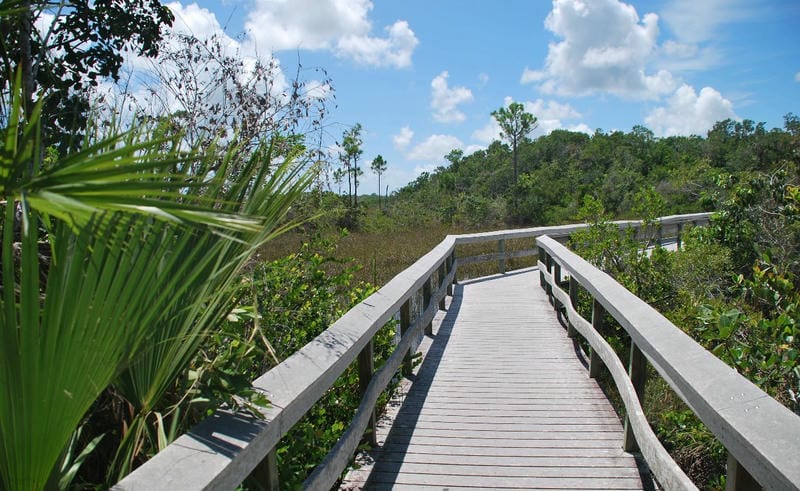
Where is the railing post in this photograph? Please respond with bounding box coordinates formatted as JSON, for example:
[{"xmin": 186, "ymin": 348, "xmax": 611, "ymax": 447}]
[
  {"xmin": 451, "ymin": 250, "xmax": 458, "ymax": 285},
  {"xmin": 676, "ymin": 223, "xmax": 683, "ymax": 249},
  {"xmin": 623, "ymin": 341, "xmax": 647, "ymax": 452},
  {"xmin": 358, "ymin": 340, "xmax": 377, "ymax": 447},
  {"xmin": 552, "ymin": 261, "xmax": 561, "ymax": 310},
  {"xmin": 445, "ymin": 254, "xmax": 454, "ymax": 296},
  {"xmin": 438, "ymin": 261, "xmax": 446, "ymax": 310},
  {"xmin": 247, "ymin": 447, "xmax": 280, "ymax": 491},
  {"xmin": 538, "ymin": 247, "xmax": 546, "ymax": 288},
  {"xmin": 423, "ymin": 276, "xmax": 432, "ymax": 335},
  {"xmin": 725, "ymin": 452, "xmax": 761, "ymax": 491},
  {"xmin": 400, "ymin": 299, "xmax": 412, "ymax": 376},
  {"xmin": 498, "ymin": 239, "xmax": 506, "ymax": 274},
  {"xmin": 567, "ymin": 276, "xmax": 578, "ymax": 338},
  {"xmin": 589, "ymin": 299, "xmax": 604, "ymax": 378}
]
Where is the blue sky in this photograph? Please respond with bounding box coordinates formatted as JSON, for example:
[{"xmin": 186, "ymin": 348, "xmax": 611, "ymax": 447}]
[{"xmin": 148, "ymin": 0, "xmax": 799, "ymax": 192}]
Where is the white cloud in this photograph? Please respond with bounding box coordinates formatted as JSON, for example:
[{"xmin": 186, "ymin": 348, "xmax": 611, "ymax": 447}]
[
  {"xmin": 478, "ymin": 73, "xmax": 489, "ymax": 88},
  {"xmin": 245, "ymin": 0, "xmax": 418, "ymax": 68},
  {"xmin": 645, "ymin": 84, "xmax": 738, "ymax": 137},
  {"xmin": 524, "ymin": 99, "xmax": 582, "ymax": 137},
  {"xmin": 472, "ymin": 118, "xmax": 501, "ymax": 144},
  {"xmin": 533, "ymin": 0, "xmax": 677, "ymax": 100},
  {"xmin": 430, "ymin": 71, "xmax": 474, "ymax": 123},
  {"xmin": 795, "ymin": 72, "xmax": 800, "ymax": 82},
  {"xmin": 168, "ymin": 2, "xmax": 229, "ymax": 40},
  {"xmin": 661, "ymin": 0, "xmax": 753, "ymax": 45},
  {"xmin": 393, "ymin": 126, "xmax": 414, "ymax": 150},
  {"xmin": 407, "ymin": 134, "xmax": 464, "ymax": 161},
  {"xmin": 336, "ymin": 21, "xmax": 418, "ymax": 68},
  {"xmin": 464, "ymin": 144, "xmax": 486, "ymax": 155},
  {"xmin": 520, "ymin": 68, "xmax": 545, "ymax": 84}
]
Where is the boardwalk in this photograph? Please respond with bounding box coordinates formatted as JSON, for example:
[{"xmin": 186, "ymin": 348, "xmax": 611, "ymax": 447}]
[{"xmin": 342, "ymin": 267, "xmax": 649, "ymax": 490}]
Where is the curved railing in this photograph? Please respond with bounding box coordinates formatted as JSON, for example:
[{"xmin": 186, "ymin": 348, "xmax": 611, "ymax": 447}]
[
  {"xmin": 113, "ymin": 212, "xmax": 800, "ymax": 491},
  {"xmin": 536, "ymin": 235, "xmax": 800, "ymax": 490}
]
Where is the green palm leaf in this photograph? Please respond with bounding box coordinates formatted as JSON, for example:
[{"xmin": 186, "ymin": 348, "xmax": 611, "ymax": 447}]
[{"xmin": 0, "ymin": 76, "xmax": 313, "ymax": 489}]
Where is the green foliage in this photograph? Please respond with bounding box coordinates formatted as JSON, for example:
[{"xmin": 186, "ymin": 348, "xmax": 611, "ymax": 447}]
[
  {"xmin": 567, "ymin": 169, "xmax": 800, "ymax": 487},
  {"xmin": 1, "ymin": 1, "xmax": 174, "ymax": 149},
  {"xmin": 215, "ymin": 237, "xmax": 397, "ymax": 489}
]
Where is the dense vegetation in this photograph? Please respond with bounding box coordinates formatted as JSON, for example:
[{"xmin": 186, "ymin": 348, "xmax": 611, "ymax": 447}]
[
  {"xmin": 2, "ymin": 2, "xmax": 799, "ymax": 489},
  {"xmin": 315, "ymin": 114, "xmax": 800, "ymax": 488}
]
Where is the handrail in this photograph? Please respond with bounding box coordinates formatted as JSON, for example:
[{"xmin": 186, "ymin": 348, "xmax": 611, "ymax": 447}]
[
  {"xmin": 537, "ymin": 235, "xmax": 800, "ymax": 491},
  {"xmin": 114, "ymin": 213, "xmax": 712, "ymax": 490}
]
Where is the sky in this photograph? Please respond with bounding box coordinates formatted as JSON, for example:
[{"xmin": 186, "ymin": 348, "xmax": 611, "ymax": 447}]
[{"xmin": 138, "ymin": 0, "xmax": 799, "ymax": 193}]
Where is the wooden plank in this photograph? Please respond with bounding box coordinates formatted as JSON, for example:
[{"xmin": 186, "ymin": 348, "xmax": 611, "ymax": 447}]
[{"xmin": 360, "ymin": 472, "xmax": 645, "ymax": 489}]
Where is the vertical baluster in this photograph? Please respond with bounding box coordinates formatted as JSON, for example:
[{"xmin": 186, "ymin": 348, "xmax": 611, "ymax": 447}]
[
  {"xmin": 498, "ymin": 239, "xmax": 506, "ymax": 274},
  {"xmin": 438, "ymin": 261, "xmax": 446, "ymax": 310},
  {"xmin": 451, "ymin": 250, "xmax": 458, "ymax": 286},
  {"xmin": 623, "ymin": 341, "xmax": 647, "ymax": 452},
  {"xmin": 423, "ymin": 276, "xmax": 432, "ymax": 335},
  {"xmin": 567, "ymin": 276, "xmax": 578, "ymax": 338},
  {"xmin": 400, "ymin": 299, "xmax": 412, "ymax": 376},
  {"xmin": 248, "ymin": 447, "xmax": 280, "ymax": 491},
  {"xmin": 357, "ymin": 339, "xmax": 377, "ymax": 447},
  {"xmin": 725, "ymin": 453, "xmax": 761, "ymax": 491},
  {"xmin": 538, "ymin": 246, "xmax": 546, "ymax": 288},
  {"xmin": 553, "ymin": 262, "xmax": 562, "ymax": 315},
  {"xmin": 589, "ymin": 299, "xmax": 604, "ymax": 378},
  {"xmin": 446, "ymin": 254, "xmax": 454, "ymax": 296}
]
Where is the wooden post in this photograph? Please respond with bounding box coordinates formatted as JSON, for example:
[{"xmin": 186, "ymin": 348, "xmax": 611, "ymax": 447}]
[
  {"xmin": 623, "ymin": 341, "xmax": 648, "ymax": 452},
  {"xmin": 247, "ymin": 447, "xmax": 280, "ymax": 491},
  {"xmin": 451, "ymin": 250, "xmax": 458, "ymax": 285},
  {"xmin": 498, "ymin": 239, "xmax": 506, "ymax": 274},
  {"xmin": 589, "ymin": 299, "xmax": 604, "ymax": 378},
  {"xmin": 725, "ymin": 453, "xmax": 761, "ymax": 491},
  {"xmin": 538, "ymin": 247, "xmax": 546, "ymax": 288},
  {"xmin": 445, "ymin": 254, "xmax": 454, "ymax": 296},
  {"xmin": 423, "ymin": 277, "xmax": 432, "ymax": 335},
  {"xmin": 358, "ymin": 340, "xmax": 377, "ymax": 447},
  {"xmin": 552, "ymin": 262, "xmax": 562, "ymax": 314},
  {"xmin": 567, "ymin": 276, "xmax": 578, "ymax": 338},
  {"xmin": 676, "ymin": 223, "xmax": 683, "ymax": 250},
  {"xmin": 438, "ymin": 261, "xmax": 446, "ymax": 310},
  {"xmin": 400, "ymin": 299, "xmax": 412, "ymax": 376}
]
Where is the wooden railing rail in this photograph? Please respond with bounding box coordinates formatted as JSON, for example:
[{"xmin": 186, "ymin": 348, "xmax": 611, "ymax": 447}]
[
  {"xmin": 537, "ymin": 235, "xmax": 800, "ymax": 491},
  {"xmin": 114, "ymin": 212, "xmax": 711, "ymax": 490}
]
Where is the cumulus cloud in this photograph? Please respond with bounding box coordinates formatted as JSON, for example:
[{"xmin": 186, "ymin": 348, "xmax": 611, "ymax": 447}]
[
  {"xmin": 645, "ymin": 84, "xmax": 738, "ymax": 137},
  {"xmin": 407, "ymin": 134, "xmax": 464, "ymax": 161},
  {"xmin": 527, "ymin": 0, "xmax": 677, "ymax": 100},
  {"xmin": 245, "ymin": 0, "xmax": 418, "ymax": 68},
  {"xmin": 520, "ymin": 68, "xmax": 545, "ymax": 84},
  {"xmin": 393, "ymin": 126, "xmax": 414, "ymax": 150},
  {"xmin": 472, "ymin": 119, "xmax": 501, "ymax": 145},
  {"xmin": 430, "ymin": 71, "xmax": 474, "ymax": 123}
]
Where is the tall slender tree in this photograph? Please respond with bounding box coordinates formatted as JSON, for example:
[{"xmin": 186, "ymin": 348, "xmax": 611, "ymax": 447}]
[
  {"xmin": 371, "ymin": 154, "xmax": 387, "ymax": 208},
  {"xmin": 492, "ymin": 101, "xmax": 537, "ymax": 186},
  {"xmin": 341, "ymin": 123, "xmax": 363, "ymax": 207}
]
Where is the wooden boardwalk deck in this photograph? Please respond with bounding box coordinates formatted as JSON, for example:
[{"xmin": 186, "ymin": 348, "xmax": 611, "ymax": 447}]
[{"xmin": 341, "ymin": 267, "xmax": 649, "ymax": 490}]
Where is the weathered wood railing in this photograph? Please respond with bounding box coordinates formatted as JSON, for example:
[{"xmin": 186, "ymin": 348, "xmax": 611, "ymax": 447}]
[
  {"xmin": 537, "ymin": 236, "xmax": 800, "ymax": 491},
  {"xmin": 114, "ymin": 212, "xmax": 748, "ymax": 491}
]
